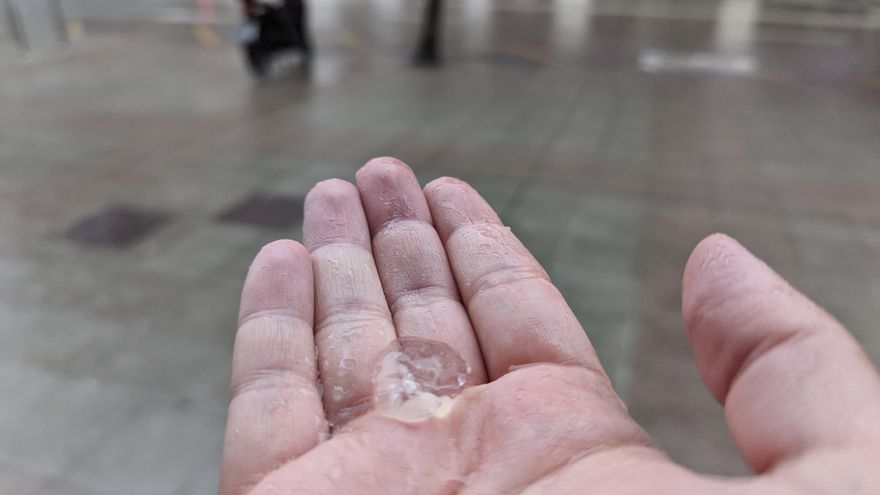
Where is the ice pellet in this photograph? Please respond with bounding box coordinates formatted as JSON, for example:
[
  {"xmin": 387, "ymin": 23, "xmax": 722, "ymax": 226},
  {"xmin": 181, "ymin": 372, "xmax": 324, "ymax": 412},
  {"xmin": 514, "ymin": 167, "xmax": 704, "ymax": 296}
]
[{"xmin": 373, "ymin": 337, "xmax": 469, "ymax": 417}]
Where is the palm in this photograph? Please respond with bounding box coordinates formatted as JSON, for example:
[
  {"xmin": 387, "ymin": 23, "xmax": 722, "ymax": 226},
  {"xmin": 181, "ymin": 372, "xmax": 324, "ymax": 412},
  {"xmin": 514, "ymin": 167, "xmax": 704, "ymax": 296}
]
[{"xmin": 220, "ymin": 158, "xmax": 880, "ymax": 495}]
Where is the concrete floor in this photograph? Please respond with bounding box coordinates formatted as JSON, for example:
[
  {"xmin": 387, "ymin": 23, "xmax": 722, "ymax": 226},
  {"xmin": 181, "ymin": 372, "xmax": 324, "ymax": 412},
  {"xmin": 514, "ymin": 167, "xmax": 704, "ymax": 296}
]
[{"xmin": 2, "ymin": 1, "xmax": 880, "ymax": 493}]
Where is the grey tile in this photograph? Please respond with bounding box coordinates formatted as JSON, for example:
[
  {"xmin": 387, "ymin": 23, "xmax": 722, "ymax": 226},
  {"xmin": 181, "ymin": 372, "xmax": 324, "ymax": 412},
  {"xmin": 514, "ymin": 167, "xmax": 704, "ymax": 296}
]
[
  {"xmin": 556, "ymin": 192, "xmax": 645, "ymax": 273},
  {"xmin": 468, "ymin": 51, "xmax": 547, "ymax": 69},
  {"xmin": 63, "ymin": 405, "xmax": 225, "ymax": 495},
  {"xmin": 627, "ymin": 304, "xmax": 751, "ymax": 476},
  {"xmin": 43, "ymin": 317, "xmax": 232, "ymax": 411},
  {"xmin": 137, "ymin": 221, "xmax": 274, "ymax": 283},
  {"xmin": 0, "ymin": 303, "xmax": 120, "ymax": 375},
  {"xmin": 0, "ymin": 463, "xmax": 45, "ymax": 495},
  {"xmin": 27, "ymin": 480, "xmax": 97, "ymax": 495},
  {"xmin": 504, "ymin": 184, "xmax": 582, "ymax": 267},
  {"xmin": 0, "ymin": 361, "xmax": 150, "ymax": 477},
  {"xmin": 788, "ymin": 216, "xmax": 878, "ymax": 279}
]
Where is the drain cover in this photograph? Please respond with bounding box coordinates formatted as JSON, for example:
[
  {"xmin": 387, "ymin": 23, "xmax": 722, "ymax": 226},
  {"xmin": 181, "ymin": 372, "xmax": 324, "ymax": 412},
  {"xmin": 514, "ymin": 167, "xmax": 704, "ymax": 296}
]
[
  {"xmin": 217, "ymin": 193, "xmax": 304, "ymax": 229},
  {"xmin": 65, "ymin": 205, "xmax": 169, "ymax": 248}
]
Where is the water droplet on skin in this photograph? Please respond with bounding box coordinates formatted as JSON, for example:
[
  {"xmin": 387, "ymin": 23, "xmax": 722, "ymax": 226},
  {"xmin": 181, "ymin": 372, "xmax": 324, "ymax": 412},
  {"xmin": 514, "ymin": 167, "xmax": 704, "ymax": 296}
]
[
  {"xmin": 332, "ymin": 385, "xmax": 346, "ymax": 402},
  {"xmin": 507, "ymin": 362, "xmax": 540, "ymax": 373},
  {"xmin": 267, "ymin": 397, "xmax": 289, "ymax": 412},
  {"xmin": 372, "ymin": 337, "xmax": 469, "ymax": 421}
]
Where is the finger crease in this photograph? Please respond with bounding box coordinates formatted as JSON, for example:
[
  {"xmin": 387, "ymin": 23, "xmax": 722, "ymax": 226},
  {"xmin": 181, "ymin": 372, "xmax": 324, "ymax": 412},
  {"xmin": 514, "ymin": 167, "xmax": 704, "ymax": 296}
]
[
  {"xmin": 723, "ymin": 328, "xmax": 815, "ymax": 405},
  {"xmin": 463, "ymin": 265, "xmax": 550, "ymax": 306},
  {"xmin": 230, "ymin": 367, "xmax": 317, "ymax": 402},
  {"xmin": 515, "ymin": 443, "xmax": 660, "ymax": 494},
  {"xmin": 315, "ymin": 305, "xmax": 393, "ymax": 334},
  {"xmin": 309, "ymin": 240, "xmax": 372, "ymax": 255},
  {"xmin": 238, "ymin": 309, "xmax": 311, "ymax": 329},
  {"xmin": 389, "ymin": 284, "xmax": 460, "ymax": 313},
  {"xmin": 372, "ymin": 217, "xmax": 432, "ymax": 238}
]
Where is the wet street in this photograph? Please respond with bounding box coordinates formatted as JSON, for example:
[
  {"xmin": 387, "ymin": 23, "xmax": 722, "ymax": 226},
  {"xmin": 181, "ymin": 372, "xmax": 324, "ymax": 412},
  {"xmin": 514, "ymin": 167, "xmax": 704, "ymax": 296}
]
[{"xmin": 1, "ymin": 0, "xmax": 880, "ymax": 493}]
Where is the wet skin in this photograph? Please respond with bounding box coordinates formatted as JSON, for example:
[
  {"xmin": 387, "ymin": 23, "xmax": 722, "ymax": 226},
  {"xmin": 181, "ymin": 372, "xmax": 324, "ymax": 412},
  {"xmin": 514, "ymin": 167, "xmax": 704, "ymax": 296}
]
[{"xmin": 220, "ymin": 157, "xmax": 880, "ymax": 495}]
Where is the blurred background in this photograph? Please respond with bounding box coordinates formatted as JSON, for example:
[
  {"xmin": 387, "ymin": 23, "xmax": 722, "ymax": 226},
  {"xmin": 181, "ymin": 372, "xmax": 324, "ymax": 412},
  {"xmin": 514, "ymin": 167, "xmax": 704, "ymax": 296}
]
[{"xmin": 1, "ymin": 0, "xmax": 879, "ymax": 493}]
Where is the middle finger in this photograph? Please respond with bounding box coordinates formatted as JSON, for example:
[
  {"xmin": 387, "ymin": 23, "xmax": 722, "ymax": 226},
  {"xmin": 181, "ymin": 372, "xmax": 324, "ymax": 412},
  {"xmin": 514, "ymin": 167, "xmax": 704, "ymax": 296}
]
[
  {"xmin": 356, "ymin": 157, "xmax": 487, "ymax": 385},
  {"xmin": 304, "ymin": 179, "xmax": 396, "ymax": 426}
]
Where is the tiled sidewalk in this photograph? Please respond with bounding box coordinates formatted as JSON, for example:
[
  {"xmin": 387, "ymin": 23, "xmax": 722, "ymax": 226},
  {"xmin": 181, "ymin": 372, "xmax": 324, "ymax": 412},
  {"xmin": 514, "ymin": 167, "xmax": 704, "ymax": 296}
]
[{"xmin": 1, "ymin": 3, "xmax": 879, "ymax": 493}]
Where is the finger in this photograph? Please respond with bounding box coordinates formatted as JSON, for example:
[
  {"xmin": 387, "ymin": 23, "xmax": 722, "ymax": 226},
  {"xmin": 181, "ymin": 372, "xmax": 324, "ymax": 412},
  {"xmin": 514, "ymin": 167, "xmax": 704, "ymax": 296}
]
[
  {"xmin": 424, "ymin": 177, "xmax": 600, "ymax": 380},
  {"xmin": 220, "ymin": 240, "xmax": 325, "ymax": 495},
  {"xmin": 304, "ymin": 179, "xmax": 397, "ymax": 426},
  {"xmin": 355, "ymin": 157, "xmax": 487, "ymax": 385},
  {"xmin": 682, "ymin": 233, "xmax": 880, "ymax": 473}
]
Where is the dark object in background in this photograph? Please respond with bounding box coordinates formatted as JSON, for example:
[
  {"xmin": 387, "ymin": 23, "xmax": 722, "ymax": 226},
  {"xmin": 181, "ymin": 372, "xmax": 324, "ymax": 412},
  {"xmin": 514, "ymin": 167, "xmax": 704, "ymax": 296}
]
[
  {"xmin": 65, "ymin": 205, "xmax": 169, "ymax": 249},
  {"xmin": 237, "ymin": 0, "xmax": 442, "ymax": 73},
  {"xmin": 414, "ymin": 0, "xmax": 442, "ymax": 66},
  {"xmin": 218, "ymin": 193, "xmax": 304, "ymax": 229},
  {"xmin": 238, "ymin": 0, "xmax": 312, "ymax": 77}
]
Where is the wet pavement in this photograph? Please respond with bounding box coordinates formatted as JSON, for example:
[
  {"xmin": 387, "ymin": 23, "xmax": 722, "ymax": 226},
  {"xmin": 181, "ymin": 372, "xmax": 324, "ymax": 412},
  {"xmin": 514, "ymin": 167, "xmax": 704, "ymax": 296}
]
[{"xmin": 1, "ymin": 0, "xmax": 880, "ymax": 493}]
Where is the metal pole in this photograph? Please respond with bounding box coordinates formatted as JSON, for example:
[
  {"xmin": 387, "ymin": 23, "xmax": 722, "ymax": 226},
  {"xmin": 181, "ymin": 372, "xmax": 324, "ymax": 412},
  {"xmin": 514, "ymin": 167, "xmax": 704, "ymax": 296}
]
[
  {"xmin": 414, "ymin": 0, "xmax": 442, "ymax": 66},
  {"xmin": 50, "ymin": 0, "xmax": 70, "ymax": 44},
  {"xmin": 4, "ymin": 0, "xmax": 28, "ymax": 50}
]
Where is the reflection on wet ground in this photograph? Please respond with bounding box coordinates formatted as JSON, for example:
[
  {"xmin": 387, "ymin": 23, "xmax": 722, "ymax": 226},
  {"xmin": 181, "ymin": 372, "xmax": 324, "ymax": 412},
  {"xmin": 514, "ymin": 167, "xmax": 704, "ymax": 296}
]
[{"xmin": 0, "ymin": 1, "xmax": 879, "ymax": 493}]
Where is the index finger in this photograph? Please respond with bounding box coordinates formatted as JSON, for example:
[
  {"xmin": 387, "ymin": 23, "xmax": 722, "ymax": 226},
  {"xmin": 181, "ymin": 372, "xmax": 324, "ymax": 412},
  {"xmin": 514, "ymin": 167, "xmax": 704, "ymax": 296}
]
[
  {"xmin": 424, "ymin": 177, "xmax": 603, "ymax": 381},
  {"xmin": 356, "ymin": 158, "xmax": 487, "ymax": 386}
]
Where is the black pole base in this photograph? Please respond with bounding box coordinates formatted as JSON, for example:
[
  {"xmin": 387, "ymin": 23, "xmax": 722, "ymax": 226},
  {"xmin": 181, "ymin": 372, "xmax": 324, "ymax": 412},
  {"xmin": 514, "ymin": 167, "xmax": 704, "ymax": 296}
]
[{"xmin": 413, "ymin": 0, "xmax": 442, "ymax": 67}]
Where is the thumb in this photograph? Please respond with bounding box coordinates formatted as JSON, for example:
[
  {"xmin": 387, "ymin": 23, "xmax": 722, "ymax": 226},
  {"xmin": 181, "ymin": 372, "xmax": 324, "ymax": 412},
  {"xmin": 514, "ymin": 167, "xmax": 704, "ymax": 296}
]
[{"xmin": 682, "ymin": 233, "xmax": 880, "ymax": 473}]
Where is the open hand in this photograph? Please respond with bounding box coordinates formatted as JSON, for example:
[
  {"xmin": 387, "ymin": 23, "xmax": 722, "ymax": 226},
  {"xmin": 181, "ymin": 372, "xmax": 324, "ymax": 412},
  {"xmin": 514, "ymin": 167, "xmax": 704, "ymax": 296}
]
[{"xmin": 220, "ymin": 157, "xmax": 880, "ymax": 494}]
